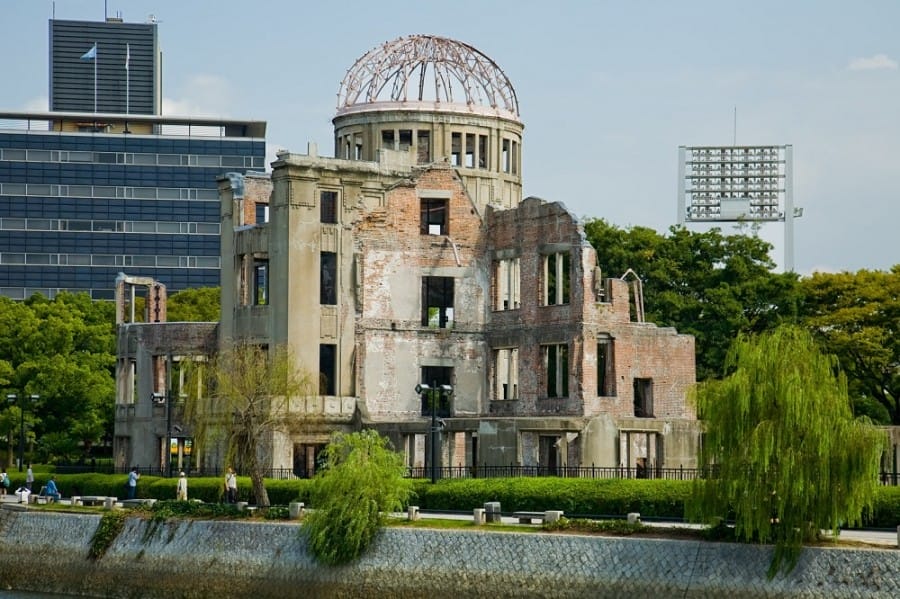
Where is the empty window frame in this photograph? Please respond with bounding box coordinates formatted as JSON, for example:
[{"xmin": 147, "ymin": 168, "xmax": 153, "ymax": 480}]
[
  {"xmin": 544, "ymin": 343, "xmax": 569, "ymax": 398},
  {"xmin": 422, "ymin": 276, "xmax": 454, "ymax": 328},
  {"xmin": 420, "ymin": 365, "xmax": 452, "ymax": 417},
  {"xmin": 597, "ymin": 339, "xmax": 615, "ymax": 396},
  {"xmin": 494, "ymin": 347, "xmax": 519, "ymax": 400},
  {"xmin": 478, "ymin": 135, "xmax": 488, "ymax": 169},
  {"xmin": 354, "ymin": 136, "xmax": 363, "ymax": 160},
  {"xmin": 416, "ymin": 130, "xmax": 430, "ymax": 163},
  {"xmin": 465, "ymin": 133, "xmax": 476, "ymax": 168},
  {"xmin": 544, "ymin": 252, "xmax": 571, "ymax": 305},
  {"xmin": 633, "ymin": 378, "xmax": 653, "ymax": 417},
  {"xmin": 502, "ymin": 139, "xmax": 511, "ymax": 173},
  {"xmin": 319, "ymin": 344, "xmax": 336, "ymax": 396},
  {"xmin": 320, "ymin": 190, "xmax": 338, "ymax": 224},
  {"xmin": 494, "ymin": 257, "xmax": 520, "ymax": 310},
  {"xmin": 253, "ymin": 258, "xmax": 268, "ymax": 306},
  {"xmin": 451, "ymin": 132, "xmax": 462, "ymax": 166},
  {"xmin": 320, "ymin": 252, "xmax": 337, "ymax": 305},
  {"xmin": 381, "ymin": 129, "xmax": 395, "ymax": 150},
  {"xmin": 420, "ymin": 198, "xmax": 448, "ymax": 235},
  {"xmin": 398, "ymin": 129, "xmax": 413, "ymax": 151}
]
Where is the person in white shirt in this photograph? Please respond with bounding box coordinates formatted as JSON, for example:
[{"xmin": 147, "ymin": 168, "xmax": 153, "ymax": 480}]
[
  {"xmin": 176, "ymin": 472, "xmax": 188, "ymax": 501},
  {"xmin": 224, "ymin": 468, "xmax": 238, "ymax": 504}
]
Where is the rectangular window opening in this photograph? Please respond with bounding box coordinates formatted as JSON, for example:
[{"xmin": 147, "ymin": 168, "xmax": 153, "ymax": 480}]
[
  {"xmin": 399, "ymin": 129, "xmax": 413, "ymax": 151},
  {"xmin": 319, "ymin": 344, "xmax": 336, "ymax": 396},
  {"xmin": 417, "ymin": 131, "xmax": 430, "ymax": 163},
  {"xmin": 634, "ymin": 378, "xmax": 653, "ymax": 417},
  {"xmin": 420, "ymin": 366, "xmax": 452, "ymax": 417},
  {"xmin": 544, "ymin": 252, "xmax": 571, "ymax": 306},
  {"xmin": 420, "ymin": 198, "xmax": 448, "ymax": 235},
  {"xmin": 451, "ymin": 132, "xmax": 462, "ymax": 166},
  {"xmin": 320, "ymin": 252, "xmax": 337, "ymax": 305},
  {"xmin": 465, "ymin": 133, "xmax": 475, "ymax": 168},
  {"xmin": 544, "ymin": 344, "xmax": 569, "ymax": 398},
  {"xmin": 597, "ymin": 340, "xmax": 616, "ymax": 396},
  {"xmin": 495, "ymin": 348, "xmax": 519, "ymax": 400},
  {"xmin": 253, "ymin": 258, "xmax": 268, "ymax": 306},
  {"xmin": 478, "ymin": 135, "xmax": 488, "ymax": 169},
  {"xmin": 422, "ymin": 276, "xmax": 454, "ymax": 329},
  {"xmin": 381, "ymin": 129, "xmax": 395, "ymax": 150},
  {"xmin": 320, "ymin": 190, "xmax": 338, "ymax": 224}
]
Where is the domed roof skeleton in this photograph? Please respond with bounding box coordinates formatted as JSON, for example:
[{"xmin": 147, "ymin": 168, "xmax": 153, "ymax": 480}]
[{"xmin": 337, "ymin": 35, "xmax": 520, "ymax": 121}]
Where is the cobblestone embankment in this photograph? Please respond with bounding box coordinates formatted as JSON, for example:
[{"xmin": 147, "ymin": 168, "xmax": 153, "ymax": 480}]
[{"xmin": 0, "ymin": 510, "xmax": 898, "ymax": 598}]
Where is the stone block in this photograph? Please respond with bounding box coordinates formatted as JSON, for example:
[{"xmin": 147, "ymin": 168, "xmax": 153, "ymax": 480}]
[
  {"xmin": 289, "ymin": 502, "xmax": 305, "ymax": 519},
  {"xmin": 627, "ymin": 512, "xmax": 641, "ymax": 524},
  {"xmin": 484, "ymin": 501, "xmax": 501, "ymax": 523},
  {"xmin": 544, "ymin": 510, "xmax": 563, "ymax": 523},
  {"xmin": 473, "ymin": 508, "xmax": 485, "ymax": 525},
  {"xmin": 407, "ymin": 505, "xmax": 419, "ymax": 521}
]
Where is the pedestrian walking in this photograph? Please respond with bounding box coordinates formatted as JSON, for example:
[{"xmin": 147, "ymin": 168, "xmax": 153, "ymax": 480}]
[
  {"xmin": 224, "ymin": 467, "xmax": 238, "ymax": 504},
  {"xmin": 127, "ymin": 467, "xmax": 140, "ymax": 499},
  {"xmin": 176, "ymin": 471, "xmax": 188, "ymax": 501},
  {"xmin": 25, "ymin": 464, "xmax": 34, "ymax": 491}
]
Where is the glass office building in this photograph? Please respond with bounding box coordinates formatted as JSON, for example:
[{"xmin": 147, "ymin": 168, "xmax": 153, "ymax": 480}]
[{"xmin": 0, "ymin": 110, "xmax": 266, "ymax": 299}]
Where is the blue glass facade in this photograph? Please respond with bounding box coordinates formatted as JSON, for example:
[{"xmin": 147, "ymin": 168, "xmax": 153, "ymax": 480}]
[{"xmin": 0, "ymin": 113, "xmax": 266, "ymax": 299}]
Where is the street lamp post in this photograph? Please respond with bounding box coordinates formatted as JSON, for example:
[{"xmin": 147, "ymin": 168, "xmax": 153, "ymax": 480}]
[
  {"xmin": 6, "ymin": 393, "xmax": 39, "ymax": 472},
  {"xmin": 415, "ymin": 382, "xmax": 453, "ymax": 484}
]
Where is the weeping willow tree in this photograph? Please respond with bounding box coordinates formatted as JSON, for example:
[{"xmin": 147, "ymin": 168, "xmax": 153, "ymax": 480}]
[
  {"xmin": 688, "ymin": 325, "xmax": 887, "ymax": 578},
  {"xmin": 183, "ymin": 342, "xmax": 314, "ymax": 507},
  {"xmin": 304, "ymin": 430, "xmax": 413, "ymax": 565}
]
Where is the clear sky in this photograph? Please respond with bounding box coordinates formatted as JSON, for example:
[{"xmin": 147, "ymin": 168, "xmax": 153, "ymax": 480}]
[{"xmin": 2, "ymin": 0, "xmax": 898, "ymax": 275}]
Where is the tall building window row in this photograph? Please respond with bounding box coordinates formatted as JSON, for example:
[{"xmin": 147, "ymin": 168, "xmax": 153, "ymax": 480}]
[
  {"xmin": 0, "ymin": 182, "xmax": 219, "ymax": 201},
  {"xmin": 0, "ymin": 253, "xmax": 221, "ymax": 268},
  {"xmin": 0, "ymin": 218, "xmax": 220, "ymax": 235},
  {"xmin": 0, "ymin": 147, "xmax": 264, "ymax": 169}
]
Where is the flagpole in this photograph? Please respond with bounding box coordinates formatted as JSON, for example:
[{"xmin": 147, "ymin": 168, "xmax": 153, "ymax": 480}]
[
  {"xmin": 93, "ymin": 42, "xmax": 98, "ymax": 113},
  {"xmin": 125, "ymin": 43, "xmax": 130, "ymax": 114}
]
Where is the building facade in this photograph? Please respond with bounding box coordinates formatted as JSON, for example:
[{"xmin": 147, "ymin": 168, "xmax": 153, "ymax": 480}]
[
  {"xmin": 115, "ymin": 35, "xmax": 699, "ymax": 476},
  {"xmin": 50, "ymin": 17, "xmax": 159, "ymax": 115},
  {"xmin": 0, "ymin": 111, "xmax": 266, "ymax": 299}
]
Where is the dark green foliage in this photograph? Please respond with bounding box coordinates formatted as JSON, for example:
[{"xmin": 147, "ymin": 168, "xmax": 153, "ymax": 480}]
[
  {"xmin": 89, "ymin": 510, "xmax": 127, "ymax": 559},
  {"xmin": 304, "ymin": 431, "xmax": 413, "ymax": 566},
  {"xmin": 148, "ymin": 500, "xmax": 249, "ymax": 520},
  {"xmin": 542, "ymin": 517, "xmax": 649, "ymax": 535},
  {"xmin": 412, "ymin": 478, "xmax": 691, "ymax": 519}
]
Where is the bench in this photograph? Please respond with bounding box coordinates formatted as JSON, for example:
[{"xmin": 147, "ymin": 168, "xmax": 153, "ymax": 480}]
[
  {"xmin": 76, "ymin": 496, "xmax": 108, "ymax": 506},
  {"xmin": 512, "ymin": 510, "xmax": 564, "ymax": 524}
]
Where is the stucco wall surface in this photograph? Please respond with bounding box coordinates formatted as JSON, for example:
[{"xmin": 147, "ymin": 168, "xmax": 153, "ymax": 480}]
[{"xmin": 0, "ymin": 510, "xmax": 898, "ymax": 598}]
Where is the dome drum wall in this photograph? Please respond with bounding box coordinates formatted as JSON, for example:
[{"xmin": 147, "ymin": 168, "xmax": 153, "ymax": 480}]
[{"xmin": 334, "ymin": 35, "xmax": 524, "ymax": 210}]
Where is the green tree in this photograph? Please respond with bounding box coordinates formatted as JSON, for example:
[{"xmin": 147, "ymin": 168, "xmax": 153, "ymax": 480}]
[
  {"xmin": 183, "ymin": 342, "xmax": 313, "ymax": 507},
  {"xmin": 0, "ymin": 293, "xmax": 115, "ymax": 463},
  {"xmin": 583, "ymin": 219, "xmax": 800, "ymax": 380},
  {"xmin": 304, "ymin": 430, "xmax": 413, "ymax": 565},
  {"xmin": 167, "ymin": 287, "xmax": 221, "ymax": 322},
  {"xmin": 799, "ymin": 267, "xmax": 900, "ymax": 424},
  {"xmin": 688, "ymin": 326, "xmax": 886, "ymax": 577}
]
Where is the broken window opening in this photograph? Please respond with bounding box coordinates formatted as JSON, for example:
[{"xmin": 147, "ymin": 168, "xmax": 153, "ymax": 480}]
[
  {"xmin": 398, "ymin": 129, "xmax": 413, "ymax": 151},
  {"xmin": 597, "ymin": 340, "xmax": 615, "ymax": 396},
  {"xmin": 320, "ymin": 190, "xmax": 338, "ymax": 224},
  {"xmin": 381, "ymin": 129, "xmax": 395, "ymax": 150},
  {"xmin": 319, "ymin": 344, "xmax": 336, "ymax": 396},
  {"xmin": 451, "ymin": 132, "xmax": 462, "ymax": 166},
  {"xmin": 478, "ymin": 135, "xmax": 488, "ymax": 169},
  {"xmin": 544, "ymin": 252, "xmax": 571, "ymax": 306},
  {"xmin": 495, "ymin": 347, "xmax": 519, "ymax": 400},
  {"xmin": 320, "ymin": 252, "xmax": 337, "ymax": 305},
  {"xmin": 417, "ymin": 130, "xmax": 430, "ymax": 163},
  {"xmin": 354, "ymin": 136, "xmax": 363, "ymax": 160},
  {"xmin": 494, "ymin": 257, "xmax": 520, "ymax": 310},
  {"xmin": 502, "ymin": 139, "xmax": 511, "ymax": 173},
  {"xmin": 512, "ymin": 141, "xmax": 519, "ymax": 175},
  {"xmin": 420, "ymin": 198, "xmax": 448, "ymax": 235},
  {"xmin": 253, "ymin": 258, "xmax": 268, "ymax": 306},
  {"xmin": 420, "ymin": 366, "xmax": 452, "ymax": 417},
  {"xmin": 465, "ymin": 133, "xmax": 475, "ymax": 168},
  {"xmin": 422, "ymin": 276, "xmax": 454, "ymax": 329},
  {"xmin": 633, "ymin": 378, "xmax": 654, "ymax": 417},
  {"xmin": 544, "ymin": 343, "xmax": 568, "ymax": 398}
]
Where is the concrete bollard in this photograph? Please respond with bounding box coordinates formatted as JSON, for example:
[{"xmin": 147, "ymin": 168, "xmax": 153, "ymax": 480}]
[
  {"xmin": 484, "ymin": 501, "xmax": 501, "ymax": 523},
  {"xmin": 627, "ymin": 512, "xmax": 641, "ymax": 524},
  {"xmin": 237, "ymin": 501, "xmax": 248, "ymax": 512},
  {"xmin": 544, "ymin": 510, "xmax": 563, "ymax": 523},
  {"xmin": 104, "ymin": 497, "xmax": 117, "ymax": 510},
  {"xmin": 473, "ymin": 508, "xmax": 485, "ymax": 525},
  {"xmin": 71, "ymin": 496, "xmax": 82, "ymax": 507},
  {"xmin": 407, "ymin": 505, "xmax": 420, "ymax": 521},
  {"xmin": 289, "ymin": 502, "xmax": 305, "ymax": 520}
]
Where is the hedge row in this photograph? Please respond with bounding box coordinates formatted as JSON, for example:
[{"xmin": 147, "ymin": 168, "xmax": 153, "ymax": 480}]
[
  {"xmin": 8, "ymin": 472, "xmax": 898, "ymax": 528},
  {"xmin": 410, "ymin": 478, "xmax": 900, "ymax": 527}
]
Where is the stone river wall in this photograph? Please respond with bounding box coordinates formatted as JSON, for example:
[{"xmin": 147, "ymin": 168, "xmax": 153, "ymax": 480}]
[{"xmin": 0, "ymin": 510, "xmax": 898, "ymax": 598}]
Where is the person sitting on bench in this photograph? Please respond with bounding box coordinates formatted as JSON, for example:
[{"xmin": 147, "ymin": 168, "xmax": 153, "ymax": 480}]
[{"xmin": 43, "ymin": 476, "xmax": 61, "ymax": 501}]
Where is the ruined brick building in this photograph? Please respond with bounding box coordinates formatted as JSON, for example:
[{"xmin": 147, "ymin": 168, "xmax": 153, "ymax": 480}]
[{"xmin": 115, "ymin": 35, "xmax": 699, "ymax": 476}]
